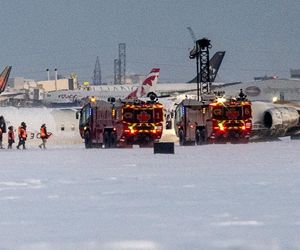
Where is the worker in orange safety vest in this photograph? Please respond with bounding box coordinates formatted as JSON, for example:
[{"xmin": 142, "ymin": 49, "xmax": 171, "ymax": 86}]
[
  {"xmin": 7, "ymin": 126, "xmax": 15, "ymax": 149},
  {"xmin": 17, "ymin": 122, "xmax": 27, "ymax": 150},
  {"xmin": 39, "ymin": 123, "xmax": 49, "ymax": 149}
]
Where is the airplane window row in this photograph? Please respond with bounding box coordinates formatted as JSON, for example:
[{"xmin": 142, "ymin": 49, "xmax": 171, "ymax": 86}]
[{"xmin": 60, "ymin": 124, "xmax": 76, "ymax": 131}]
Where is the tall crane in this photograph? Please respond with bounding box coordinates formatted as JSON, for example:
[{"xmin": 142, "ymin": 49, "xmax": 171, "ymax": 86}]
[{"xmin": 187, "ymin": 26, "xmax": 197, "ymax": 43}]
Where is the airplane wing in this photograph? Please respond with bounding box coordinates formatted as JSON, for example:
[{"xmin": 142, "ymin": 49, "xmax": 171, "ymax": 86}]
[{"xmin": 0, "ymin": 91, "xmax": 24, "ymax": 101}]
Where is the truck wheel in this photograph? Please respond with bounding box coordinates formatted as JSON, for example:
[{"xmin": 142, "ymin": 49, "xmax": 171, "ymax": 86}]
[
  {"xmin": 240, "ymin": 137, "xmax": 249, "ymax": 144},
  {"xmin": 109, "ymin": 133, "xmax": 117, "ymax": 148},
  {"xmin": 196, "ymin": 129, "xmax": 205, "ymax": 145},
  {"xmin": 140, "ymin": 141, "xmax": 154, "ymax": 148},
  {"xmin": 103, "ymin": 131, "xmax": 110, "ymax": 148},
  {"xmin": 84, "ymin": 131, "xmax": 92, "ymax": 148},
  {"xmin": 179, "ymin": 130, "xmax": 185, "ymax": 146}
]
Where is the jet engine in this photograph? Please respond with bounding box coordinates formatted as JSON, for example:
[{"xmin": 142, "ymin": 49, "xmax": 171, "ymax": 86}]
[
  {"xmin": 263, "ymin": 107, "xmax": 299, "ymax": 137},
  {"xmin": 251, "ymin": 101, "xmax": 300, "ymax": 139}
]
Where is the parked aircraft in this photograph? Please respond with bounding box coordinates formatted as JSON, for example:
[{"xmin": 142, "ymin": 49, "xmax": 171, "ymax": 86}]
[
  {"xmin": 0, "ymin": 66, "xmax": 19, "ymax": 102},
  {"xmin": 153, "ymin": 51, "xmax": 225, "ymax": 97},
  {"xmin": 0, "ymin": 66, "xmax": 12, "ymax": 94},
  {"xmin": 126, "ymin": 68, "xmax": 160, "ymax": 98},
  {"xmin": 0, "ymin": 66, "xmax": 26, "ymax": 102},
  {"xmin": 43, "ymin": 68, "xmax": 160, "ymax": 107},
  {"xmin": 43, "ymin": 50, "xmax": 225, "ymax": 107},
  {"xmin": 188, "ymin": 51, "xmax": 225, "ymax": 83}
]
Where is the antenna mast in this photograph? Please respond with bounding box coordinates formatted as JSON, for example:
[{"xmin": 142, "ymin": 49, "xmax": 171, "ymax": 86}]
[{"xmin": 93, "ymin": 56, "xmax": 102, "ymax": 85}]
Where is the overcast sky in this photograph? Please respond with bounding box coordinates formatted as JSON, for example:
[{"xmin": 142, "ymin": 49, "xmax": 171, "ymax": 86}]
[{"xmin": 1, "ymin": 0, "xmax": 300, "ymax": 83}]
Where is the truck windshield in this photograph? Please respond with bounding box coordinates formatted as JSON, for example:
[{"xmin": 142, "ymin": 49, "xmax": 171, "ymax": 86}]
[{"xmin": 79, "ymin": 105, "xmax": 91, "ymax": 126}]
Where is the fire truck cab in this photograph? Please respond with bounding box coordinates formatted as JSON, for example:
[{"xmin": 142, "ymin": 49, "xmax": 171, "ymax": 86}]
[
  {"xmin": 76, "ymin": 97, "xmax": 164, "ymax": 148},
  {"xmin": 174, "ymin": 95, "xmax": 252, "ymax": 145}
]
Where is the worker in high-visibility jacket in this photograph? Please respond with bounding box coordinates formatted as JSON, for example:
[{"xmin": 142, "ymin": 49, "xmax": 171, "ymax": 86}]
[
  {"xmin": 17, "ymin": 122, "xmax": 27, "ymax": 149},
  {"xmin": 7, "ymin": 126, "xmax": 15, "ymax": 149},
  {"xmin": 39, "ymin": 123, "xmax": 48, "ymax": 149}
]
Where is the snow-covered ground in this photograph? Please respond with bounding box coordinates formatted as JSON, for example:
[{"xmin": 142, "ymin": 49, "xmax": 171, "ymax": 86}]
[{"xmin": 1, "ymin": 138, "xmax": 300, "ymax": 250}]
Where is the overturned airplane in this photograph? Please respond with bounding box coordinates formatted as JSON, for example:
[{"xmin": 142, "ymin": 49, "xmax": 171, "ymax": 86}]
[
  {"xmin": 251, "ymin": 101, "xmax": 300, "ymax": 140},
  {"xmin": 216, "ymin": 78, "xmax": 300, "ymax": 141}
]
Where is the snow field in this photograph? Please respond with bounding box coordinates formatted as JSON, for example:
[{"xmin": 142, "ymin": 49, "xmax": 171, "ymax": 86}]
[{"xmin": 0, "ymin": 139, "xmax": 300, "ymax": 249}]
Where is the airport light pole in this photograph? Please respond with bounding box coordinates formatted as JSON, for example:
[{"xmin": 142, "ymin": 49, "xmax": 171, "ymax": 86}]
[
  {"xmin": 46, "ymin": 68, "xmax": 50, "ymax": 81},
  {"xmin": 54, "ymin": 68, "xmax": 58, "ymax": 91}
]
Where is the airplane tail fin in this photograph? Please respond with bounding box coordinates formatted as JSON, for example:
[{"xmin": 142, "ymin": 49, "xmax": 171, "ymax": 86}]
[
  {"xmin": 188, "ymin": 51, "xmax": 225, "ymax": 83},
  {"xmin": 126, "ymin": 68, "xmax": 160, "ymax": 99},
  {"xmin": 0, "ymin": 66, "xmax": 12, "ymax": 94},
  {"xmin": 209, "ymin": 51, "xmax": 225, "ymax": 82}
]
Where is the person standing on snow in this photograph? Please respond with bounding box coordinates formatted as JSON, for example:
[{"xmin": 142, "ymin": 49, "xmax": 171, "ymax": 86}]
[
  {"xmin": 0, "ymin": 116, "xmax": 6, "ymax": 149},
  {"xmin": 7, "ymin": 126, "xmax": 15, "ymax": 149},
  {"xmin": 0, "ymin": 116, "xmax": 6, "ymax": 133},
  {"xmin": 0, "ymin": 127, "xmax": 3, "ymax": 149},
  {"xmin": 39, "ymin": 123, "xmax": 49, "ymax": 149},
  {"xmin": 17, "ymin": 122, "xmax": 27, "ymax": 150}
]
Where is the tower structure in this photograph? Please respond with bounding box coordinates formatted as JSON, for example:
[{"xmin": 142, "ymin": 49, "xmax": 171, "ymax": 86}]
[
  {"xmin": 189, "ymin": 38, "xmax": 212, "ymax": 100},
  {"xmin": 198, "ymin": 38, "xmax": 211, "ymax": 94},
  {"xmin": 114, "ymin": 59, "xmax": 120, "ymax": 85},
  {"xmin": 118, "ymin": 43, "xmax": 126, "ymax": 85},
  {"xmin": 92, "ymin": 56, "xmax": 102, "ymax": 85}
]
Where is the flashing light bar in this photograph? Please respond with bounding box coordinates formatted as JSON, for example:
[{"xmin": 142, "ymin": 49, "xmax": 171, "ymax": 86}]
[
  {"xmin": 89, "ymin": 96, "xmax": 96, "ymax": 103},
  {"xmin": 217, "ymin": 97, "xmax": 227, "ymax": 103}
]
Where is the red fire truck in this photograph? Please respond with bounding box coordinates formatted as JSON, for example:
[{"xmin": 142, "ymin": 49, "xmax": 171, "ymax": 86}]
[
  {"xmin": 174, "ymin": 95, "xmax": 252, "ymax": 145},
  {"xmin": 76, "ymin": 97, "xmax": 164, "ymax": 148}
]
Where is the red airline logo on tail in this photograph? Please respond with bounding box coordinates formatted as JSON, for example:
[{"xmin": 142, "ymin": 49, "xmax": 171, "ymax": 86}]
[
  {"xmin": 0, "ymin": 66, "xmax": 12, "ymax": 94},
  {"xmin": 126, "ymin": 68, "xmax": 160, "ymax": 99},
  {"xmin": 142, "ymin": 68, "xmax": 160, "ymax": 87}
]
